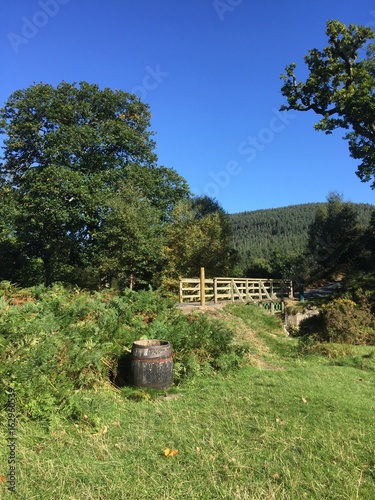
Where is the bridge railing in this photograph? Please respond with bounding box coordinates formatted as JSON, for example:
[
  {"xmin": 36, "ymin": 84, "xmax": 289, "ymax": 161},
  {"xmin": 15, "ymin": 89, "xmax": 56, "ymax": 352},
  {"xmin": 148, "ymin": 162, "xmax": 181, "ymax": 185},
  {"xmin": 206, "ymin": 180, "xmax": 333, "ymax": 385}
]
[{"xmin": 179, "ymin": 277, "xmax": 293, "ymax": 304}]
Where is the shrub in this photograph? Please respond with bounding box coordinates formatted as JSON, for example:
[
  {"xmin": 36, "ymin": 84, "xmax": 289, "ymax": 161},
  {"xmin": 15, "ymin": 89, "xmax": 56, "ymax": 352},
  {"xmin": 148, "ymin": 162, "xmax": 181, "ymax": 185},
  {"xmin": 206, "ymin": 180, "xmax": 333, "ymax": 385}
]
[
  {"xmin": 298, "ymin": 297, "xmax": 375, "ymax": 345},
  {"xmin": 145, "ymin": 311, "xmax": 247, "ymax": 382},
  {"xmin": 0, "ymin": 286, "xmax": 246, "ymax": 424}
]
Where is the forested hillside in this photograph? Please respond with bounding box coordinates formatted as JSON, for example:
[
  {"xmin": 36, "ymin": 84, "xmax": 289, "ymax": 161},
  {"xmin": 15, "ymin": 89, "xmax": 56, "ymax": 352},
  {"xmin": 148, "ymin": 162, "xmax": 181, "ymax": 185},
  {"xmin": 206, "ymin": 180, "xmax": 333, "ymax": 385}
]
[{"xmin": 230, "ymin": 202, "xmax": 375, "ymax": 273}]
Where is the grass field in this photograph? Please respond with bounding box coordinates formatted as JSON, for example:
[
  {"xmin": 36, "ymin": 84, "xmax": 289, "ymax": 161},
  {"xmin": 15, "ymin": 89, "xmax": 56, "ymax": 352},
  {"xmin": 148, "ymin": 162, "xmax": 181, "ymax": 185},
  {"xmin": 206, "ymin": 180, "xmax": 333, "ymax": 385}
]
[{"xmin": 1, "ymin": 304, "xmax": 374, "ymax": 499}]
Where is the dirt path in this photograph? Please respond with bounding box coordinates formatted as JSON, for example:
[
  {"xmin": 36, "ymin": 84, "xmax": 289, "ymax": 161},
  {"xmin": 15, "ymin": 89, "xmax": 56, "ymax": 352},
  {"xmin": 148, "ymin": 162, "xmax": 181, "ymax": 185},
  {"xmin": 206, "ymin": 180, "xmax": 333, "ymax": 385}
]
[{"xmin": 302, "ymin": 281, "xmax": 342, "ymax": 299}]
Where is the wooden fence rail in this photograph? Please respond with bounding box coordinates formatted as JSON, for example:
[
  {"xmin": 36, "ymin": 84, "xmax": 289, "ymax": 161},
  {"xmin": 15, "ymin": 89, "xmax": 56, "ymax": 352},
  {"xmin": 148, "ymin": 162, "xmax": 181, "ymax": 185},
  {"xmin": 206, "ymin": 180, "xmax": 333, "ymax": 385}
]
[{"xmin": 179, "ymin": 277, "xmax": 293, "ymax": 304}]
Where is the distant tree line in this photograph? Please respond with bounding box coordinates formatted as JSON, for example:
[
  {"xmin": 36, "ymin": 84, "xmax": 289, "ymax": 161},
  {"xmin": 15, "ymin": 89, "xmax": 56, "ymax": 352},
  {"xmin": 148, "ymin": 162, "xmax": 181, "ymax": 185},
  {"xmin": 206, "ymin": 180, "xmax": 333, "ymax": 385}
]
[{"xmin": 230, "ymin": 197, "xmax": 375, "ymax": 282}]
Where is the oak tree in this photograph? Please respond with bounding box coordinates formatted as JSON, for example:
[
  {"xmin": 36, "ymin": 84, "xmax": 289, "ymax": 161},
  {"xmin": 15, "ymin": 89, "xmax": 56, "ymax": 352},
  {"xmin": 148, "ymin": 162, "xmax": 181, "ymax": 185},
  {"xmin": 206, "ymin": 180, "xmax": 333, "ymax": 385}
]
[
  {"xmin": 281, "ymin": 20, "xmax": 375, "ymax": 187},
  {"xmin": 0, "ymin": 81, "xmax": 189, "ymax": 286}
]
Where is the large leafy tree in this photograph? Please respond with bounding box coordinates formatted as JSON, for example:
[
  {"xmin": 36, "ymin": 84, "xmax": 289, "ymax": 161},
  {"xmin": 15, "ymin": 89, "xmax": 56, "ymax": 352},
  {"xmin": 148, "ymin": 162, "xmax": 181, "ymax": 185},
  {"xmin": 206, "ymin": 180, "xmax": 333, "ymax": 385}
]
[
  {"xmin": 0, "ymin": 81, "xmax": 189, "ymax": 286},
  {"xmin": 280, "ymin": 20, "xmax": 375, "ymax": 187},
  {"xmin": 161, "ymin": 196, "xmax": 238, "ymax": 289}
]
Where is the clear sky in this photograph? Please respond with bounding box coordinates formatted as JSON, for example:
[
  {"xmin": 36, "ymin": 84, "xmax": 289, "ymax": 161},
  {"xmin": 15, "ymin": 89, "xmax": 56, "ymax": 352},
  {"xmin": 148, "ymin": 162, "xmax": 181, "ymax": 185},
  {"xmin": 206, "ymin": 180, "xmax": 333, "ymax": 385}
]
[{"xmin": 1, "ymin": 0, "xmax": 375, "ymax": 213}]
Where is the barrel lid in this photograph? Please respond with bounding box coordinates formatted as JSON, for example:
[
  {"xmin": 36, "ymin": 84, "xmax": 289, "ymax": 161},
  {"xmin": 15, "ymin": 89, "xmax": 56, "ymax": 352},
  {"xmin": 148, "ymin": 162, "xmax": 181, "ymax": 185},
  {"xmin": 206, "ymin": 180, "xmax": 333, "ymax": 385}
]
[{"xmin": 133, "ymin": 339, "xmax": 169, "ymax": 347}]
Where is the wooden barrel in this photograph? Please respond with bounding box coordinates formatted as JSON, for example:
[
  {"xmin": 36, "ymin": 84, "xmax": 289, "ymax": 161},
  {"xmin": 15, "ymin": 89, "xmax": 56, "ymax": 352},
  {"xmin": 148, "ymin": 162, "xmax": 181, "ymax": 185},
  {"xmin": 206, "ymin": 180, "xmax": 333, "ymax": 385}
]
[{"xmin": 131, "ymin": 340, "xmax": 173, "ymax": 389}]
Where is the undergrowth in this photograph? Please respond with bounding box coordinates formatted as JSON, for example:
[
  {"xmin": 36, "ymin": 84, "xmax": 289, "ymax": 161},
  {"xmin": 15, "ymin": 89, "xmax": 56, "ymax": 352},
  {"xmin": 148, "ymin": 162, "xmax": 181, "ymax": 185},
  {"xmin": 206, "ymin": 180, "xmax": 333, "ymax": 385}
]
[
  {"xmin": 292, "ymin": 292, "xmax": 375, "ymax": 345},
  {"xmin": 0, "ymin": 283, "xmax": 247, "ymax": 426}
]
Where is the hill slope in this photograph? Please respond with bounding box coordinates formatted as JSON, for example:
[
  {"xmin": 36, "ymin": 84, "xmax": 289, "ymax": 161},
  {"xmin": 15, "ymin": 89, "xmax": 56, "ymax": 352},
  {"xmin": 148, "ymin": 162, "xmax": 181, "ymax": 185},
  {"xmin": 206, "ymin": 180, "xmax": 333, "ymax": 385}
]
[{"xmin": 229, "ymin": 202, "xmax": 375, "ymax": 269}]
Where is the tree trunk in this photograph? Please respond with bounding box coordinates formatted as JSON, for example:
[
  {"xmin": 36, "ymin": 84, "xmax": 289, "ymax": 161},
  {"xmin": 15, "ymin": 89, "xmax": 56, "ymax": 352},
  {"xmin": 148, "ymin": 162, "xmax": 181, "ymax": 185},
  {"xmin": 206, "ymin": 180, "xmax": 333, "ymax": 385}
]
[{"xmin": 42, "ymin": 253, "xmax": 54, "ymax": 286}]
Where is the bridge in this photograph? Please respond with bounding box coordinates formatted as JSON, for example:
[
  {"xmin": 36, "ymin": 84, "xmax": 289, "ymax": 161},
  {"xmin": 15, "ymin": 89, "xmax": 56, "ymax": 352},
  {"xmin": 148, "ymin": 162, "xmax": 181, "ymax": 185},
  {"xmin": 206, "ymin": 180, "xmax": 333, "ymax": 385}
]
[{"xmin": 179, "ymin": 276, "xmax": 293, "ymax": 312}]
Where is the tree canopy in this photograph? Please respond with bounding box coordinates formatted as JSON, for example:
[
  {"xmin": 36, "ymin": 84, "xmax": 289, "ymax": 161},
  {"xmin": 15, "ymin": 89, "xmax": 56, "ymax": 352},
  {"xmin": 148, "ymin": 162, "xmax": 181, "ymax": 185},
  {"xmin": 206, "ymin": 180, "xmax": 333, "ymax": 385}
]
[
  {"xmin": 161, "ymin": 196, "xmax": 238, "ymax": 289},
  {"xmin": 0, "ymin": 81, "xmax": 190, "ymax": 286},
  {"xmin": 280, "ymin": 20, "xmax": 375, "ymax": 187}
]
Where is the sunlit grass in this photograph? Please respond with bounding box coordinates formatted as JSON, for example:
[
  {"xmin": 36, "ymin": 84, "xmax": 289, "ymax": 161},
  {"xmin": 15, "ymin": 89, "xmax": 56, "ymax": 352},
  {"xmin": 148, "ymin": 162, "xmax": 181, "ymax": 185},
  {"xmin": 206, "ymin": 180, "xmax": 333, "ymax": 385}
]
[{"xmin": 0, "ymin": 304, "xmax": 374, "ymax": 499}]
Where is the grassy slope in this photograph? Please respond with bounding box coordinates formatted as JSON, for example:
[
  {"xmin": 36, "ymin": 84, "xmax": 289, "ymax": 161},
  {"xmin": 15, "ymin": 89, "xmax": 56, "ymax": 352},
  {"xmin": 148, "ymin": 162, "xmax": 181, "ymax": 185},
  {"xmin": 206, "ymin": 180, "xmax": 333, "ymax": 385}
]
[{"xmin": 1, "ymin": 304, "xmax": 374, "ymax": 499}]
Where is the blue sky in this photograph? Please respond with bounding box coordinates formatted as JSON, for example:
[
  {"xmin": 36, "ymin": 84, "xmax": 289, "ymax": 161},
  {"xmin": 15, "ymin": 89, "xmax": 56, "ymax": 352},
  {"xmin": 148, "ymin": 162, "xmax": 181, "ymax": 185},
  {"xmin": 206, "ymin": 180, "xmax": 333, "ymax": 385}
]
[{"xmin": 1, "ymin": 0, "xmax": 375, "ymax": 213}]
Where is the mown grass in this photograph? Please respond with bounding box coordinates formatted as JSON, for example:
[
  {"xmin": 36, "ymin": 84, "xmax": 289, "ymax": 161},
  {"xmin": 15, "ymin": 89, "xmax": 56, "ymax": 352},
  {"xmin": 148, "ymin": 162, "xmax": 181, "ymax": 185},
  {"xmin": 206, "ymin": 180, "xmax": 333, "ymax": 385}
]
[{"xmin": 1, "ymin": 304, "xmax": 374, "ymax": 499}]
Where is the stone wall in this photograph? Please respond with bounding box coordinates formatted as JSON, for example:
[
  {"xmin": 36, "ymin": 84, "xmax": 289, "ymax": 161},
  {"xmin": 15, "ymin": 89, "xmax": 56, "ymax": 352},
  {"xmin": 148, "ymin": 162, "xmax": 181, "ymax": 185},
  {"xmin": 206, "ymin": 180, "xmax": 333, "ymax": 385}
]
[{"xmin": 285, "ymin": 307, "xmax": 319, "ymax": 328}]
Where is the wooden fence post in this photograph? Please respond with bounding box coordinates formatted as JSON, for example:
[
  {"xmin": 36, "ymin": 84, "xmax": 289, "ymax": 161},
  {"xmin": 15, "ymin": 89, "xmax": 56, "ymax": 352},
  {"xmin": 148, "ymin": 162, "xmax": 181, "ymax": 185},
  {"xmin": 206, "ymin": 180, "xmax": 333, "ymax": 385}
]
[
  {"xmin": 200, "ymin": 267, "xmax": 205, "ymax": 307},
  {"xmin": 213, "ymin": 277, "xmax": 218, "ymax": 304}
]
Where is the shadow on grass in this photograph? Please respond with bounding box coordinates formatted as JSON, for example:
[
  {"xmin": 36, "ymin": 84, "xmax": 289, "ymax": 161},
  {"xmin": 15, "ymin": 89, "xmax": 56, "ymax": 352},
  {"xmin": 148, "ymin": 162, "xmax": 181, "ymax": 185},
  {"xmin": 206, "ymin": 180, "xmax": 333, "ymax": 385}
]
[{"xmin": 111, "ymin": 352, "xmax": 132, "ymax": 388}]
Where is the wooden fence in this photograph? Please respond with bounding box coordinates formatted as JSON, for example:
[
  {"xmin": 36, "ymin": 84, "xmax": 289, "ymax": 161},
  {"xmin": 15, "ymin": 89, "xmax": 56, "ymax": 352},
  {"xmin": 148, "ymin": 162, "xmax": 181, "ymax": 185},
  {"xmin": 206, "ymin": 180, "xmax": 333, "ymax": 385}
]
[{"xmin": 179, "ymin": 277, "xmax": 293, "ymax": 305}]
